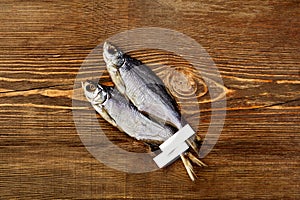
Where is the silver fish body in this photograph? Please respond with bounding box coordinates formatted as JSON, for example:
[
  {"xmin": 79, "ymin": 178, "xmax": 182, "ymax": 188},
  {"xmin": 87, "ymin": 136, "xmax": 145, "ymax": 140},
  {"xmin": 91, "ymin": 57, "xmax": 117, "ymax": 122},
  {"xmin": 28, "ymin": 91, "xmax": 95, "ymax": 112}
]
[
  {"xmin": 103, "ymin": 42, "xmax": 183, "ymax": 130},
  {"xmin": 82, "ymin": 80, "xmax": 205, "ymax": 181},
  {"xmin": 82, "ymin": 80, "xmax": 173, "ymax": 142},
  {"xmin": 102, "ymin": 43, "xmax": 206, "ymax": 181}
]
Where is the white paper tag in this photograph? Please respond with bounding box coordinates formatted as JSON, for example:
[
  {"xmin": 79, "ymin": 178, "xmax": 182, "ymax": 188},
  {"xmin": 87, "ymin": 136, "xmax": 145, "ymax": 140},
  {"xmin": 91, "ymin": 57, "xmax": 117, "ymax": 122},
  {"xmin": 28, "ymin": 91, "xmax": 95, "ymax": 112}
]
[{"xmin": 153, "ymin": 124, "xmax": 195, "ymax": 168}]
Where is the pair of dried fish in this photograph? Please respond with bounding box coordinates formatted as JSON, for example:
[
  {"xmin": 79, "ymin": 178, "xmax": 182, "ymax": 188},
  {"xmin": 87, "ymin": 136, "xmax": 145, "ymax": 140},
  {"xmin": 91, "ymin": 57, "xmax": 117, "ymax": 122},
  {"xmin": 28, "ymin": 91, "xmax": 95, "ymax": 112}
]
[{"xmin": 82, "ymin": 42, "xmax": 206, "ymax": 181}]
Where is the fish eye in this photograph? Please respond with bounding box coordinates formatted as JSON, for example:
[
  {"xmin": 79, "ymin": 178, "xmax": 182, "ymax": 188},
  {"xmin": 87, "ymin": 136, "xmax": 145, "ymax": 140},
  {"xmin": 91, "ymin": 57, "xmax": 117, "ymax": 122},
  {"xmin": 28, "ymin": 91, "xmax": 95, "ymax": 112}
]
[
  {"xmin": 108, "ymin": 46, "xmax": 117, "ymax": 55},
  {"xmin": 86, "ymin": 84, "xmax": 96, "ymax": 92}
]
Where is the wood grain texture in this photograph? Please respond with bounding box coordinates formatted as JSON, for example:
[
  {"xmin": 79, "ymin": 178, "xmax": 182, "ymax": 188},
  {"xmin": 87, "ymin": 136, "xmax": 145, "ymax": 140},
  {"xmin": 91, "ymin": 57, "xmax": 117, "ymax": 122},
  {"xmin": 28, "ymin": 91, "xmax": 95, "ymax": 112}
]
[{"xmin": 0, "ymin": 0, "xmax": 299, "ymax": 199}]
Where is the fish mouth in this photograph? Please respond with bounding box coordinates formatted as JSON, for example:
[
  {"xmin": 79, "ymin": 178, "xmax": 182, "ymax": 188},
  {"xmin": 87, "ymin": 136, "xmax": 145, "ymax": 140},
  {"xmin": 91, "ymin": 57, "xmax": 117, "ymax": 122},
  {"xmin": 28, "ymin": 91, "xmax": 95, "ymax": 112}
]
[
  {"xmin": 81, "ymin": 80, "xmax": 89, "ymax": 91},
  {"xmin": 82, "ymin": 81, "xmax": 92, "ymax": 102}
]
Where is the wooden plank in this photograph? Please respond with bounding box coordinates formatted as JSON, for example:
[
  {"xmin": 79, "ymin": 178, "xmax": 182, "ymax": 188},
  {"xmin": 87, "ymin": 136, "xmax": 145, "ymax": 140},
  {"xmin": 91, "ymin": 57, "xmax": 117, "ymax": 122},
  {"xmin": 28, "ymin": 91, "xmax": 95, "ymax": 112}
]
[{"xmin": 0, "ymin": 0, "xmax": 299, "ymax": 199}]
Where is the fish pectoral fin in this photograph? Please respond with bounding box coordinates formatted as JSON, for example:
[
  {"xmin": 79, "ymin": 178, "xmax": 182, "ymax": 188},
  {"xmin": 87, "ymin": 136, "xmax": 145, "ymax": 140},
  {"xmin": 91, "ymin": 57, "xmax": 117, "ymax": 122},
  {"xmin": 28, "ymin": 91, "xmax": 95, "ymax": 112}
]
[
  {"xmin": 107, "ymin": 68, "xmax": 126, "ymax": 95},
  {"xmin": 115, "ymin": 71, "xmax": 126, "ymax": 94}
]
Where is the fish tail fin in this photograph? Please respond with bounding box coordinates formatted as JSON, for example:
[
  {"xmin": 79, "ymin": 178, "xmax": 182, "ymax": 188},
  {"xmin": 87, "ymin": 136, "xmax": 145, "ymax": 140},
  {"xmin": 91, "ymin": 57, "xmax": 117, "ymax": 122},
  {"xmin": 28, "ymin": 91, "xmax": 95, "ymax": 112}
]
[
  {"xmin": 186, "ymin": 152, "xmax": 207, "ymax": 167},
  {"xmin": 195, "ymin": 134, "xmax": 202, "ymax": 144},
  {"xmin": 186, "ymin": 133, "xmax": 204, "ymax": 157},
  {"xmin": 180, "ymin": 154, "xmax": 197, "ymax": 181},
  {"xmin": 186, "ymin": 138, "xmax": 199, "ymax": 156}
]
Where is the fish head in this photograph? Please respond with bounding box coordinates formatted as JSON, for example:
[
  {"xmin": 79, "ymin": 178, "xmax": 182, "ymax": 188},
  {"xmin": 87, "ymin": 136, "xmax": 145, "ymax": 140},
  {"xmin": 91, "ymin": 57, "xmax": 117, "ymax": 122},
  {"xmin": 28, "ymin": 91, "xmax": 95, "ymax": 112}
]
[
  {"xmin": 103, "ymin": 41, "xmax": 124, "ymax": 70},
  {"xmin": 82, "ymin": 80, "xmax": 108, "ymax": 105}
]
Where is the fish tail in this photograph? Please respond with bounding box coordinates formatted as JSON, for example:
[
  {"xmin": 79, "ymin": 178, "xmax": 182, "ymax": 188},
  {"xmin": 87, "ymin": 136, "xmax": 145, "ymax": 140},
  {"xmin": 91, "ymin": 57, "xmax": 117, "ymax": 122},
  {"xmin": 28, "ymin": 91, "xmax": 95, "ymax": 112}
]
[
  {"xmin": 186, "ymin": 138, "xmax": 199, "ymax": 156},
  {"xmin": 186, "ymin": 133, "xmax": 204, "ymax": 157},
  {"xmin": 186, "ymin": 152, "xmax": 207, "ymax": 167},
  {"xmin": 195, "ymin": 134, "xmax": 202, "ymax": 144},
  {"xmin": 180, "ymin": 154, "xmax": 197, "ymax": 181}
]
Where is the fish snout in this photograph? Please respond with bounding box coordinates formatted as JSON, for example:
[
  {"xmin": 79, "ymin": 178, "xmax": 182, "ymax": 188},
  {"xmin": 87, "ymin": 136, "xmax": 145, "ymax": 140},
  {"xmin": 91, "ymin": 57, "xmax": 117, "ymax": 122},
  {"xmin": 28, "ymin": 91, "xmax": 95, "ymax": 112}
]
[
  {"xmin": 82, "ymin": 80, "xmax": 99, "ymax": 102},
  {"xmin": 103, "ymin": 41, "xmax": 124, "ymax": 67},
  {"xmin": 104, "ymin": 41, "xmax": 118, "ymax": 55}
]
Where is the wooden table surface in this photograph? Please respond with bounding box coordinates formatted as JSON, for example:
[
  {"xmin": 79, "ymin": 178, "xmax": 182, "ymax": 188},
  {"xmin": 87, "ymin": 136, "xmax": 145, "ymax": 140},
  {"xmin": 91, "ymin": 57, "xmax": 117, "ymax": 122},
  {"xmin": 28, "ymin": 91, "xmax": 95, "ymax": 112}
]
[{"xmin": 0, "ymin": 0, "xmax": 299, "ymax": 199}]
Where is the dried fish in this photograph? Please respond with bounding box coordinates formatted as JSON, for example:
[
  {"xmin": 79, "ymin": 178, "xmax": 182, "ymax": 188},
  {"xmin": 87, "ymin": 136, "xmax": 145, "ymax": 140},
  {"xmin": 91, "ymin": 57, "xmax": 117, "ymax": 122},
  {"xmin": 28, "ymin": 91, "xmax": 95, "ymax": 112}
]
[
  {"xmin": 82, "ymin": 80, "xmax": 204, "ymax": 181},
  {"xmin": 82, "ymin": 80, "xmax": 172, "ymax": 142},
  {"xmin": 103, "ymin": 42, "xmax": 182, "ymax": 129},
  {"xmin": 103, "ymin": 42, "xmax": 200, "ymax": 154}
]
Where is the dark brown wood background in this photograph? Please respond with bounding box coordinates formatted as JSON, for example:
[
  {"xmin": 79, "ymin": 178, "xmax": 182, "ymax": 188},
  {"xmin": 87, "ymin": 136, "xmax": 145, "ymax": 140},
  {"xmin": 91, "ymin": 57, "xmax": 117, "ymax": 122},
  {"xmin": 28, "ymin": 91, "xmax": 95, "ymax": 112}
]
[{"xmin": 0, "ymin": 0, "xmax": 299, "ymax": 199}]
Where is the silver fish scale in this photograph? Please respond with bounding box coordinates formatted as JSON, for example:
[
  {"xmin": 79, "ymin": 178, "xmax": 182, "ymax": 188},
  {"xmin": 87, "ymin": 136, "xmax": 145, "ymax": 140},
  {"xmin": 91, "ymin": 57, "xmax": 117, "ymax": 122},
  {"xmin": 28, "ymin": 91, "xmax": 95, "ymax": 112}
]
[
  {"xmin": 103, "ymin": 88, "xmax": 173, "ymax": 142},
  {"xmin": 119, "ymin": 57, "xmax": 183, "ymax": 129}
]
